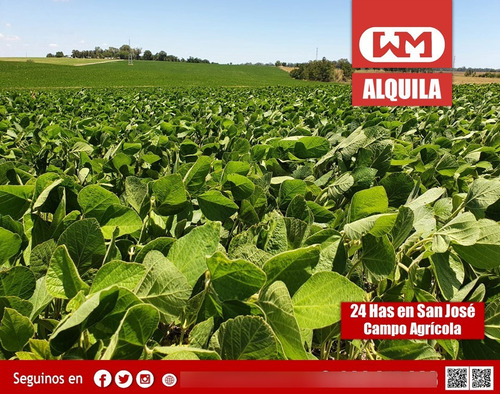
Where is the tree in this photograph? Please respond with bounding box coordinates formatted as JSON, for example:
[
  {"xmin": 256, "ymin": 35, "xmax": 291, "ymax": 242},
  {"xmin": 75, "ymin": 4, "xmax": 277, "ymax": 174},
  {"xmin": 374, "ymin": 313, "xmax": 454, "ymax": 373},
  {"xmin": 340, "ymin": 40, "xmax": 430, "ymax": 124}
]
[
  {"xmin": 156, "ymin": 51, "xmax": 167, "ymax": 61},
  {"xmin": 275, "ymin": 60, "xmax": 282, "ymax": 67},
  {"xmin": 46, "ymin": 53, "xmax": 54, "ymax": 58},
  {"xmin": 55, "ymin": 51, "xmax": 64, "ymax": 58},
  {"xmin": 132, "ymin": 47, "xmax": 142, "ymax": 60},
  {"xmin": 336, "ymin": 58, "xmax": 353, "ymax": 79},
  {"xmin": 143, "ymin": 50, "xmax": 153, "ymax": 60}
]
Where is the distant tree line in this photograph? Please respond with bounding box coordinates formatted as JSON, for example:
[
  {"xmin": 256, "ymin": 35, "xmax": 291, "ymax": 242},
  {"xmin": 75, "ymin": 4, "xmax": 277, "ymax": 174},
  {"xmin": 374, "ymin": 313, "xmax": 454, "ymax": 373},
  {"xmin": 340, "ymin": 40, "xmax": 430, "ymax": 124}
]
[
  {"xmin": 47, "ymin": 44, "xmax": 211, "ymax": 63},
  {"xmin": 287, "ymin": 58, "xmax": 353, "ymax": 82},
  {"xmin": 46, "ymin": 51, "xmax": 65, "ymax": 58}
]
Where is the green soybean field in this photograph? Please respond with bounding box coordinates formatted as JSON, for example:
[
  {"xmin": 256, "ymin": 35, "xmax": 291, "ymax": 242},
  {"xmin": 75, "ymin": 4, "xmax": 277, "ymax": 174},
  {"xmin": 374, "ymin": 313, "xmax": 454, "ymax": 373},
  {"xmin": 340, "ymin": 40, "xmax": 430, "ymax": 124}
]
[{"xmin": 0, "ymin": 84, "xmax": 499, "ymax": 361}]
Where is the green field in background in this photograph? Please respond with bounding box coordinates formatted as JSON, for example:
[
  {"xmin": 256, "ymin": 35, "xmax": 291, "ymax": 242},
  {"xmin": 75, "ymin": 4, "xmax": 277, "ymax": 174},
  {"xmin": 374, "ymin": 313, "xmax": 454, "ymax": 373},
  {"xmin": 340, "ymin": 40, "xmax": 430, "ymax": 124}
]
[
  {"xmin": 0, "ymin": 57, "xmax": 119, "ymax": 66},
  {"xmin": 0, "ymin": 59, "xmax": 314, "ymax": 89}
]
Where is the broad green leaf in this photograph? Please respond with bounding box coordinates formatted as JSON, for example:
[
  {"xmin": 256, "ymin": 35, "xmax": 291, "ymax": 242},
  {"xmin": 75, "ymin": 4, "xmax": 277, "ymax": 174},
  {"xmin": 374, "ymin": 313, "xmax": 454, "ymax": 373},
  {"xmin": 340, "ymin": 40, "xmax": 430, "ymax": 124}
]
[
  {"xmin": 368, "ymin": 213, "xmax": 397, "ymax": 237},
  {"xmin": 406, "ymin": 187, "xmax": 445, "ymax": 211},
  {"xmin": 344, "ymin": 213, "xmax": 397, "ymax": 240},
  {"xmin": 412, "ymin": 205, "xmax": 437, "ymax": 237},
  {"xmin": 437, "ymin": 339, "xmax": 459, "ymax": 359},
  {"xmin": 258, "ymin": 281, "xmax": 308, "ymax": 360},
  {"xmin": 436, "ymin": 154, "xmax": 459, "ymax": 177},
  {"xmin": 28, "ymin": 339, "xmax": 58, "ymax": 360},
  {"xmin": 465, "ymin": 178, "xmax": 500, "ymax": 216},
  {"xmin": 207, "ymin": 252, "xmax": 266, "ymax": 301},
  {"xmin": 189, "ymin": 317, "xmax": 215, "ymax": 349},
  {"xmin": 0, "ymin": 296, "xmax": 33, "ymax": 320},
  {"xmin": 263, "ymin": 245, "xmax": 320, "ymax": 295},
  {"xmin": 135, "ymin": 237, "xmax": 175, "ymax": 264},
  {"xmin": 223, "ymin": 161, "xmax": 250, "ymax": 178},
  {"xmin": 432, "ymin": 212, "xmax": 480, "ymax": 253},
  {"xmin": 29, "ymin": 239, "xmax": 57, "ymax": 280},
  {"xmin": 327, "ymin": 173, "xmax": 354, "ymax": 200},
  {"xmin": 135, "ymin": 251, "xmax": 191, "ymax": 323},
  {"xmin": 99, "ymin": 205, "xmax": 143, "ymax": 239},
  {"xmin": 294, "ymin": 136, "xmax": 330, "ymax": 159},
  {"xmin": 32, "ymin": 178, "xmax": 63, "ymax": 212},
  {"xmin": 167, "ymin": 221, "xmax": 221, "ymax": 286},
  {"xmin": 381, "ymin": 173, "xmax": 414, "ymax": 207},
  {"xmin": 184, "ymin": 155, "xmax": 212, "ymax": 193},
  {"xmin": 377, "ymin": 340, "xmax": 441, "ymax": 360},
  {"xmin": 154, "ymin": 346, "xmax": 221, "ymax": 360},
  {"xmin": 228, "ymin": 243, "xmax": 272, "ymax": 268},
  {"xmin": 50, "ymin": 287, "xmax": 120, "ymax": 356},
  {"xmin": 306, "ymin": 201, "xmax": 334, "ymax": 223},
  {"xmin": 0, "ymin": 266, "xmax": 36, "ymax": 299},
  {"xmin": 46, "ymin": 245, "xmax": 89, "ymax": 299},
  {"xmin": 485, "ymin": 298, "xmax": 500, "ymax": 341},
  {"xmin": 429, "ymin": 252, "xmax": 464, "ymax": 300},
  {"xmin": 462, "ymin": 338, "xmax": 500, "ymax": 360},
  {"xmin": 78, "ymin": 185, "xmax": 120, "ymax": 221},
  {"xmin": 349, "ymin": 186, "xmax": 388, "ymax": 222},
  {"xmin": 198, "ymin": 190, "xmax": 239, "ymax": 221},
  {"xmin": 29, "ymin": 277, "xmax": 53, "ymax": 321},
  {"xmin": 101, "ymin": 304, "xmax": 159, "ymax": 360},
  {"xmin": 0, "ymin": 185, "xmax": 34, "ymax": 220},
  {"xmin": 124, "ymin": 176, "xmax": 149, "ymax": 213},
  {"xmin": 361, "ymin": 234, "xmax": 396, "ymax": 281},
  {"xmin": 91, "ymin": 261, "xmax": 146, "ymax": 294},
  {"xmin": 286, "ymin": 195, "xmax": 313, "ymax": 224},
  {"xmin": 209, "ymin": 315, "xmax": 279, "ymax": 360},
  {"xmin": 259, "ymin": 211, "xmax": 288, "ymax": 255},
  {"xmin": 450, "ymin": 279, "xmax": 479, "ymax": 302},
  {"xmin": 57, "ymin": 218, "xmax": 106, "ymax": 274},
  {"xmin": 163, "ymin": 351, "xmax": 199, "ymax": 360},
  {"xmin": 224, "ymin": 174, "xmax": 255, "ymax": 201},
  {"xmin": 90, "ymin": 288, "xmax": 143, "ymax": 340},
  {"xmin": 284, "ymin": 217, "xmax": 309, "ymax": 249},
  {"xmin": 0, "ymin": 308, "xmax": 35, "ymax": 352},
  {"xmin": 307, "ymin": 231, "xmax": 345, "ymax": 274},
  {"xmin": 66, "ymin": 290, "xmax": 87, "ymax": 313},
  {"xmin": 390, "ymin": 207, "xmax": 414, "ymax": 249},
  {"xmin": 279, "ymin": 179, "xmax": 307, "ymax": 208},
  {"xmin": 292, "ymin": 272, "xmax": 365, "ymax": 329},
  {"xmin": 468, "ymin": 283, "xmax": 486, "ymax": 302},
  {"xmin": 0, "ymin": 227, "xmax": 21, "ymax": 264},
  {"xmin": 453, "ymin": 219, "xmax": 500, "ymax": 269},
  {"xmin": 152, "ymin": 174, "xmax": 188, "ymax": 215}
]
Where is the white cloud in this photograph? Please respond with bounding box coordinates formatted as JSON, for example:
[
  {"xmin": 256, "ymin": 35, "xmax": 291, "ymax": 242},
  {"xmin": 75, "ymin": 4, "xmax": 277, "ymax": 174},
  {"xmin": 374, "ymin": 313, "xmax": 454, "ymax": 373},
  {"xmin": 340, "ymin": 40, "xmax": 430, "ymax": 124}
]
[
  {"xmin": 5, "ymin": 22, "xmax": 11, "ymax": 28},
  {"xmin": 0, "ymin": 33, "xmax": 20, "ymax": 41},
  {"xmin": 49, "ymin": 43, "xmax": 58, "ymax": 47},
  {"xmin": 79, "ymin": 39, "xmax": 85, "ymax": 44}
]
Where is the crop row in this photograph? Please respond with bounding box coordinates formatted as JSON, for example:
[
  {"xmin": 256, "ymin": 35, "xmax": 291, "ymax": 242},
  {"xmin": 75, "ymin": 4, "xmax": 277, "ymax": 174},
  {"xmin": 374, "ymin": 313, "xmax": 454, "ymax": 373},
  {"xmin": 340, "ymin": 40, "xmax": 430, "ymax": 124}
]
[{"xmin": 0, "ymin": 85, "xmax": 499, "ymax": 360}]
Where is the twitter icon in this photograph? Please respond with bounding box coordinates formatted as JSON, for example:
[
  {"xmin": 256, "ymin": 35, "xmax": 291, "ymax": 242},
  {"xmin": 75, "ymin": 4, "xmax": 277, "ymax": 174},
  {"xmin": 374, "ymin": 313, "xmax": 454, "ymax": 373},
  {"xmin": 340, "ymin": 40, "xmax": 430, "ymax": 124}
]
[{"xmin": 115, "ymin": 370, "xmax": 133, "ymax": 389}]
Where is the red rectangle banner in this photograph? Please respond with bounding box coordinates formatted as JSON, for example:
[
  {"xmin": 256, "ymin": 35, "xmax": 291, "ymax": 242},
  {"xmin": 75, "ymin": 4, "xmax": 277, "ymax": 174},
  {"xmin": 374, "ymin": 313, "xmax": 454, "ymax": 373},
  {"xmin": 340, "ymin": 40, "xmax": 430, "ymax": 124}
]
[
  {"xmin": 352, "ymin": 73, "xmax": 452, "ymax": 106},
  {"xmin": 352, "ymin": 0, "xmax": 452, "ymax": 68},
  {"xmin": 341, "ymin": 302, "xmax": 484, "ymax": 340},
  {"xmin": 0, "ymin": 360, "xmax": 498, "ymax": 393}
]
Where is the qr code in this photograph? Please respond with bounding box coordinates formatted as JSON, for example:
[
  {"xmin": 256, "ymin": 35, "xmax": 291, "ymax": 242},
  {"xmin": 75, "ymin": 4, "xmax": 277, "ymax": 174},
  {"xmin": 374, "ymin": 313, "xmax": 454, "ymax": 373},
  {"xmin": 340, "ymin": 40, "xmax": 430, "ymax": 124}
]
[
  {"xmin": 445, "ymin": 367, "xmax": 494, "ymax": 391},
  {"xmin": 471, "ymin": 367, "xmax": 493, "ymax": 391},
  {"xmin": 446, "ymin": 367, "xmax": 468, "ymax": 390}
]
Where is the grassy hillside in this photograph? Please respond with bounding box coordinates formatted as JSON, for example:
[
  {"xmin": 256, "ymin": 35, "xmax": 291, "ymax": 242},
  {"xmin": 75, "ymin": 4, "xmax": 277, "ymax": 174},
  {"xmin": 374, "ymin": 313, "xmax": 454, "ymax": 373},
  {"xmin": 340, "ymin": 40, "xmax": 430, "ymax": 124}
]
[
  {"xmin": 0, "ymin": 60, "xmax": 315, "ymax": 89},
  {"xmin": 0, "ymin": 57, "xmax": 119, "ymax": 66}
]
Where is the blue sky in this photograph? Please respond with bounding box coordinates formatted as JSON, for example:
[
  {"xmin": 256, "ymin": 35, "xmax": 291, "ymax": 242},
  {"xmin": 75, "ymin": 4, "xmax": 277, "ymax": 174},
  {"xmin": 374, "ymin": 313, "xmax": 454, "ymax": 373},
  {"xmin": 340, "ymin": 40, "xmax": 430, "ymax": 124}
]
[{"xmin": 0, "ymin": 0, "xmax": 499, "ymax": 68}]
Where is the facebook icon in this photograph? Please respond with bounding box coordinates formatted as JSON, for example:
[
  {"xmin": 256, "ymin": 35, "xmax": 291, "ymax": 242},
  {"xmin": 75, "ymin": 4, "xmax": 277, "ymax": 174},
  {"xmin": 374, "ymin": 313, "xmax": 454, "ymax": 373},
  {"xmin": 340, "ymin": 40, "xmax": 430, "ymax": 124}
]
[{"xmin": 94, "ymin": 370, "xmax": 112, "ymax": 388}]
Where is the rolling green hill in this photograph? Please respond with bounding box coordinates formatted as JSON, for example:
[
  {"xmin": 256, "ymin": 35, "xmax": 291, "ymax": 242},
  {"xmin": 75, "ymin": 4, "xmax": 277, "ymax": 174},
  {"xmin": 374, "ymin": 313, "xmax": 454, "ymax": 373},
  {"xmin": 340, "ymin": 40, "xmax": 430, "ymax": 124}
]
[{"xmin": 0, "ymin": 59, "xmax": 314, "ymax": 89}]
